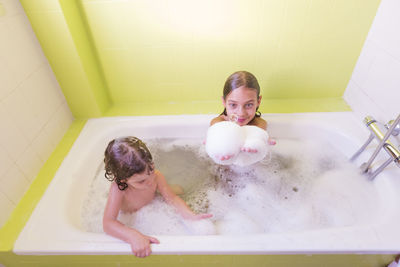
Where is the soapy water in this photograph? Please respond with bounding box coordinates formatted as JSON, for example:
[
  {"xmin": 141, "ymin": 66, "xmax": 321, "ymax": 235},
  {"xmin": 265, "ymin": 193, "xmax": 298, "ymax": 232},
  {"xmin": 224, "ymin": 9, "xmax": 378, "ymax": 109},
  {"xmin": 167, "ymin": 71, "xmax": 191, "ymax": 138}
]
[{"xmin": 81, "ymin": 137, "xmax": 381, "ymax": 236}]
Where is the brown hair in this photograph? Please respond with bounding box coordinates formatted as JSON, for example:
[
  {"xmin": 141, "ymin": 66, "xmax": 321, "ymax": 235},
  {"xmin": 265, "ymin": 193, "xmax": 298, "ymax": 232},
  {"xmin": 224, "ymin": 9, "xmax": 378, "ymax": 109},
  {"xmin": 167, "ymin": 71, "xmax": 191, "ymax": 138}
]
[
  {"xmin": 104, "ymin": 136, "xmax": 154, "ymax": 191},
  {"xmin": 221, "ymin": 71, "xmax": 261, "ymax": 117}
]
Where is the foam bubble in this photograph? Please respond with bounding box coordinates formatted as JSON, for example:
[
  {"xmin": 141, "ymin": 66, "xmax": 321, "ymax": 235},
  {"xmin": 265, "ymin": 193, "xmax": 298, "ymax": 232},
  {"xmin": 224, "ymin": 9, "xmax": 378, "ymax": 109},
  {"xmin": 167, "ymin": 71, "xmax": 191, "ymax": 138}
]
[
  {"xmin": 205, "ymin": 122, "xmax": 270, "ymax": 166},
  {"xmin": 215, "ymin": 210, "xmax": 263, "ymax": 235},
  {"xmin": 205, "ymin": 121, "xmax": 244, "ymax": 165},
  {"xmin": 182, "ymin": 218, "xmax": 216, "ymax": 235},
  {"xmin": 234, "ymin": 126, "xmax": 269, "ymax": 166},
  {"xmin": 124, "ymin": 196, "xmax": 188, "ymax": 235},
  {"xmin": 310, "ymin": 166, "xmax": 379, "ymax": 227}
]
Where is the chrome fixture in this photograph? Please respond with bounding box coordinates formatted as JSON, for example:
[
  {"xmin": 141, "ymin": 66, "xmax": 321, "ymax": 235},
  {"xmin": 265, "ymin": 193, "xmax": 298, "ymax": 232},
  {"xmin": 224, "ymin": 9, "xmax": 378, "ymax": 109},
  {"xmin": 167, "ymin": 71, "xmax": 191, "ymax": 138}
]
[
  {"xmin": 351, "ymin": 114, "xmax": 400, "ymax": 180},
  {"xmin": 385, "ymin": 119, "xmax": 400, "ymax": 136}
]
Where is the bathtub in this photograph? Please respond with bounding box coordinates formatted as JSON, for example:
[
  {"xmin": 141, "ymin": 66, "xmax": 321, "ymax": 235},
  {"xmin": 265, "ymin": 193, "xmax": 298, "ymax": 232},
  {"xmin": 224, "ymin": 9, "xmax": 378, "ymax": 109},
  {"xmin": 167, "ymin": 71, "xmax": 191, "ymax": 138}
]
[{"xmin": 14, "ymin": 112, "xmax": 400, "ymax": 255}]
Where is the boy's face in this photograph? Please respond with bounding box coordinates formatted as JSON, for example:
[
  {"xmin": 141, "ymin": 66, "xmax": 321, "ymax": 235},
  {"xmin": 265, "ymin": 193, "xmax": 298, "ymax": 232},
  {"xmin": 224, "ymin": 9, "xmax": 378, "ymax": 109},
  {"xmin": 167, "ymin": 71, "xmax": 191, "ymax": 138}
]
[
  {"xmin": 125, "ymin": 168, "xmax": 156, "ymax": 190},
  {"xmin": 223, "ymin": 86, "xmax": 261, "ymax": 126}
]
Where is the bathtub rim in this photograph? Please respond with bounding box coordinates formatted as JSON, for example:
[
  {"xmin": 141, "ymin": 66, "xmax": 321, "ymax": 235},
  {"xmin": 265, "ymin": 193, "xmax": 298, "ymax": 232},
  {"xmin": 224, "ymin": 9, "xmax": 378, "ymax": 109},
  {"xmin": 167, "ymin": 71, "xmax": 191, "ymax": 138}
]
[{"xmin": 12, "ymin": 112, "xmax": 400, "ymax": 255}]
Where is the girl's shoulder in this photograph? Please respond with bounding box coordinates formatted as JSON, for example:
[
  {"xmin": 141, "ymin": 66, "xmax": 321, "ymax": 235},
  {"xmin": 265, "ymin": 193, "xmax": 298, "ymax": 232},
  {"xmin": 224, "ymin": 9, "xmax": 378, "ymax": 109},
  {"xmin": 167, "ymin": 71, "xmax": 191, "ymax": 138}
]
[
  {"xmin": 210, "ymin": 115, "xmax": 226, "ymax": 126},
  {"xmin": 249, "ymin": 117, "xmax": 267, "ymax": 130}
]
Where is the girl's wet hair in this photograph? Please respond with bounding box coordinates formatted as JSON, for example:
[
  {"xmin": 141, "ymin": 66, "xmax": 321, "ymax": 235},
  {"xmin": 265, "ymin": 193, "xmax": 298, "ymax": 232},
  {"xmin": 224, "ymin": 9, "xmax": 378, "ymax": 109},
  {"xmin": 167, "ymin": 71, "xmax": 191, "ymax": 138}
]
[
  {"xmin": 104, "ymin": 136, "xmax": 154, "ymax": 191},
  {"xmin": 221, "ymin": 71, "xmax": 261, "ymax": 117}
]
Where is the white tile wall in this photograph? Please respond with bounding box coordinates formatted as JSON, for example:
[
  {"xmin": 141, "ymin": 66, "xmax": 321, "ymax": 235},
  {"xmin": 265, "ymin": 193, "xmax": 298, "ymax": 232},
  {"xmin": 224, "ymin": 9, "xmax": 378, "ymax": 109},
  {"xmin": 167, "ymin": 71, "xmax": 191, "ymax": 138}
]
[
  {"xmin": 344, "ymin": 0, "xmax": 400, "ymax": 123},
  {"xmin": 0, "ymin": 0, "xmax": 73, "ymax": 227}
]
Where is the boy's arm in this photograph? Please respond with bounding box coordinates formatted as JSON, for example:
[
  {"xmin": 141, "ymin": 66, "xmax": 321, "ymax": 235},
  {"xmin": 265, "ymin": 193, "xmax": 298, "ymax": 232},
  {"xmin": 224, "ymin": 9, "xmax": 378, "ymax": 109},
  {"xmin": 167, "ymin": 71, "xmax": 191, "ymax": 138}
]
[
  {"xmin": 103, "ymin": 183, "xmax": 159, "ymax": 257},
  {"xmin": 156, "ymin": 170, "xmax": 212, "ymax": 220}
]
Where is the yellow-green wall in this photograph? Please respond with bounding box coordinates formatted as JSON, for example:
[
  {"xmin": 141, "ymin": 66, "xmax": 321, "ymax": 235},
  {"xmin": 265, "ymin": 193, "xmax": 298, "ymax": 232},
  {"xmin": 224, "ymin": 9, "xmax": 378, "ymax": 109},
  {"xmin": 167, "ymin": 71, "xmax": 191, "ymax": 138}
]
[
  {"xmin": 20, "ymin": 0, "xmax": 380, "ymax": 118},
  {"xmin": 20, "ymin": 0, "xmax": 111, "ymax": 118}
]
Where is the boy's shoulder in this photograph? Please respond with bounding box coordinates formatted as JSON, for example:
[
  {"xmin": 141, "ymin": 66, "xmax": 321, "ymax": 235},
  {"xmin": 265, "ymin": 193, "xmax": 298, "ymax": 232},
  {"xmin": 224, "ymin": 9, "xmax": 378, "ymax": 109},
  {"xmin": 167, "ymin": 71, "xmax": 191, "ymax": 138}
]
[
  {"xmin": 108, "ymin": 182, "xmax": 125, "ymax": 200},
  {"xmin": 154, "ymin": 169, "xmax": 165, "ymax": 181}
]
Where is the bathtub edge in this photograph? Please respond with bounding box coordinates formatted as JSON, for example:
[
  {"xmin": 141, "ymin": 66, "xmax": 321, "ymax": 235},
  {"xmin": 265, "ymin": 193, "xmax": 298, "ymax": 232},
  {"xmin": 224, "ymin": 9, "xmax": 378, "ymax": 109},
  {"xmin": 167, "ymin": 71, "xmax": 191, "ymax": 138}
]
[{"xmin": 0, "ymin": 119, "xmax": 87, "ymax": 254}]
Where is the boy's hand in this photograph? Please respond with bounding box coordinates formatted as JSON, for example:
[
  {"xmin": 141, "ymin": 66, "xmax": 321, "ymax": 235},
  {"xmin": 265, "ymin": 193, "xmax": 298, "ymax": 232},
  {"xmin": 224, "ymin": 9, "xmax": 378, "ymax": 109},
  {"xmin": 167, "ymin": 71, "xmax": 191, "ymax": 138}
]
[
  {"xmin": 192, "ymin": 213, "xmax": 213, "ymax": 220},
  {"xmin": 183, "ymin": 212, "xmax": 213, "ymax": 221},
  {"xmin": 128, "ymin": 232, "xmax": 160, "ymax": 258},
  {"xmin": 182, "ymin": 213, "xmax": 216, "ymax": 235}
]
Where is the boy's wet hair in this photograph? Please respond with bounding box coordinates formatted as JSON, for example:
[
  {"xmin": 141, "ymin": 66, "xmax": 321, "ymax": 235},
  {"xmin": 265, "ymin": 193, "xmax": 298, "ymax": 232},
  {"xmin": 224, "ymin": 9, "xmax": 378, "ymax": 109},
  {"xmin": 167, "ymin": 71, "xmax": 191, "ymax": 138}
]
[
  {"xmin": 104, "ymin": 136, "xmax": 154, "ymax": 191},
  {"xmin": 221, "ymin": 71, "xmax": 261, "ymax": 117}
]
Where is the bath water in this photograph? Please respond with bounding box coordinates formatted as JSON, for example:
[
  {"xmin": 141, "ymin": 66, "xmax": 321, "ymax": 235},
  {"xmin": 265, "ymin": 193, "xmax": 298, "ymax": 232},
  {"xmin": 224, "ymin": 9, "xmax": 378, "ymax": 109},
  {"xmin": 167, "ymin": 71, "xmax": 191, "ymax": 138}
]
[{"xmin": 81, "ymin": 137, "xmax": 380, "ymax": 236}]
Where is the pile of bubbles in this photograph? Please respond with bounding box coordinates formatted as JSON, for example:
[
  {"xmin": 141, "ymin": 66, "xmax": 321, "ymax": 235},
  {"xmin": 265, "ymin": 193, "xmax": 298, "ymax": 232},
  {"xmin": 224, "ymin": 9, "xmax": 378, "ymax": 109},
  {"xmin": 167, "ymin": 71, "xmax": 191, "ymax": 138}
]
[{"xmin": 81, "ymin": 137, "xmax": 380, "ymax": 236}]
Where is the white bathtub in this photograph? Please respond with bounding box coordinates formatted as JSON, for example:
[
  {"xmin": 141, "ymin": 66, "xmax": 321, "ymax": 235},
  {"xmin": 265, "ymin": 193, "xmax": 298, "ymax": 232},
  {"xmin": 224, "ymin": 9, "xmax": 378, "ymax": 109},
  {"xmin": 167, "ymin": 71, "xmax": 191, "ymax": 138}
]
[{"xmin": 14, "ymin": 112, "xmax": 400, "ymax": 255}]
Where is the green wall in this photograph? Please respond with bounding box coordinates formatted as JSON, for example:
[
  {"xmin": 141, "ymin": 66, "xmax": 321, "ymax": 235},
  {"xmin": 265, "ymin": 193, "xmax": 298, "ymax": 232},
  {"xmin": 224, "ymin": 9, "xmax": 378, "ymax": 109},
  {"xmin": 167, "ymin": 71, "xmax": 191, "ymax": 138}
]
[
  {"xmin": 20, "ymin": 0, "xmax": 110, "ymax": 118},
  {"xmin": 20, "ymin": 0, "xmax": 380, "ymax": 118}
]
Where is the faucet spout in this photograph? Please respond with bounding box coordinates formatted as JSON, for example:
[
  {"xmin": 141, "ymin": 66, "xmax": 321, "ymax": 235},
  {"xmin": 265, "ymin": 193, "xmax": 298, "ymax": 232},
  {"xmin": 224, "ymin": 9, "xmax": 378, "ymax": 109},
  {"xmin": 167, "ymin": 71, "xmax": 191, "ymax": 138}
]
[
  {"xmin": 361, "ymin": 114, "xmax": 400, "ymax": 174},
  {"xmin": 353, "ymin": 114, "xmax": 400, "ymax": 180}
]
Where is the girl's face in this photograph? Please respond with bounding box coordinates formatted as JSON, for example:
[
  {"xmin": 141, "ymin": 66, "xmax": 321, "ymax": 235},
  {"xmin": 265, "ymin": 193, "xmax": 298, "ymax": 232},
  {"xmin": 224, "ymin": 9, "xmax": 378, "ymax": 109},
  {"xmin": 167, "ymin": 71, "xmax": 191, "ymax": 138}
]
[
  {"xmin": 223, "ymin": 86, "xmax": 261, "ymax": 126},
  {"xmin": 125, "ymin": 168, "xmax": 156, "ymax": 190}
]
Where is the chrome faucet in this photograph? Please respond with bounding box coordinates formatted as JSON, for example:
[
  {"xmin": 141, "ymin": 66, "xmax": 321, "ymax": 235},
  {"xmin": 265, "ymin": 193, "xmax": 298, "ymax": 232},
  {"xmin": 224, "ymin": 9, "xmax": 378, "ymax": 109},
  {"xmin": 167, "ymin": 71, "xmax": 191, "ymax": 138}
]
[
  {"xmin": 351, "ymin": 114, "xmax": 400, "ymax": 180},
  {"xmin": 385, "ymin": 119, "xmax": 400, "ymax": 136}
]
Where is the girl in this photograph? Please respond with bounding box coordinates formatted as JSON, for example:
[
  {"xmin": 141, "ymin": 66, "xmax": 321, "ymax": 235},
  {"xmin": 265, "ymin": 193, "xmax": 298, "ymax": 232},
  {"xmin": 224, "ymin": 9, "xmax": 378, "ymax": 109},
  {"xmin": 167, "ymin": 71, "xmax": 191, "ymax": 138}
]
[
  {"xmin": 211, "ymin": 70, "xmax": 267, "ymax": 129},
  {"xmin": 103, "ymin": 137, "xmax": 212, "ymax": 258},
  {"xmin": 210, "ymin": 71, "xmax": 275, "ymax": 161}
]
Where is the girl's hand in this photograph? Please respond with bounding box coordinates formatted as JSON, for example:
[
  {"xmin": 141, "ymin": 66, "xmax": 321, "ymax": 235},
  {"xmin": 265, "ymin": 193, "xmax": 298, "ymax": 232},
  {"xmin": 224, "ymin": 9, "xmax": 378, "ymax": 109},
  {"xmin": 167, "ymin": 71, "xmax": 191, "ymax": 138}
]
[
  {"xmin": 241, "ymin": 147, "xmax": 258, "ymax": 153},
  {"xmin": 219, "ymin": 154, "xmax": 234, "ymax": 161},
  {"xmin": 268, "ymin": 138, "xmax": 276, "ymax": 145},
  {"xmin": 128, "ymin": 231, "xmax": 160, "ymax": 258}
]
